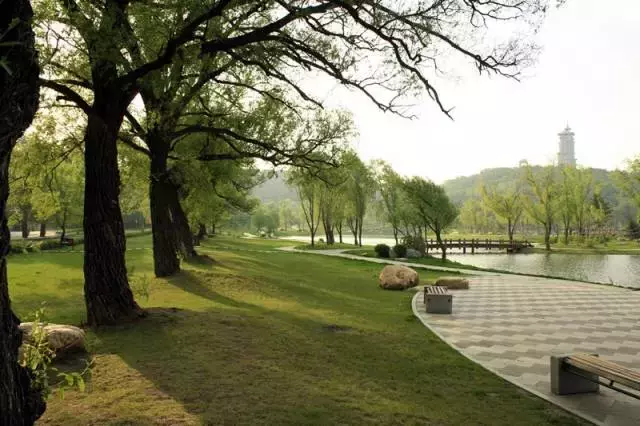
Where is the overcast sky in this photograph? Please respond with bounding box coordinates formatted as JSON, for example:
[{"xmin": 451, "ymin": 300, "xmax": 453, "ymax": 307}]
[{"xmin": 321, "ymin": 0, "xmax": 640, "ymax": 183}]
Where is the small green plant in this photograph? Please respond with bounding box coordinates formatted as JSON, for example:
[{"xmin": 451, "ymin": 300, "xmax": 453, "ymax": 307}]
[
  {"xmin": 24, "ymin": 243, "xmax": 39, "ymax": 253},
  {"xmin": 9, "ymin": 244, "xmax": 26, "ymax": 254},
  {"xmin": 37, "ymin": 240, "xmax": 63, "ymax": 250},
  {"xmin": 130, "ymin": 273, "xmax": 152, "ymax": 302},
  {"xmin": 392, "ymin": 244, "xmax": 407, "ymax": 258},
  {"xmin": 402, "ymin": 235, "xmax": 426, "ymax": 255},
  {"xmin": 374, "ymin": 244, "xmax": 391, "ymax": 258},
  {"xmin": 19, "ymin": 307, "xmax": 89, "ymax": 400}
]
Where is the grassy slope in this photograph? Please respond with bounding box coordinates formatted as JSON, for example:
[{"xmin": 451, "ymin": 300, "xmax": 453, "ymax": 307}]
[
  {"xmin": 8, "ymin": 236, "xmax": 584, "ymax": 425},
  {"xmin": 343, "ymin": 248, "xmax": 481, "ymax": 272}
]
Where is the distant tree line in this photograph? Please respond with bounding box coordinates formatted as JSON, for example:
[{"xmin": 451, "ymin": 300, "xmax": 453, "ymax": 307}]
[{"xmin": 456, "ymin": 162, "xmax": 640, "ymax": 250}]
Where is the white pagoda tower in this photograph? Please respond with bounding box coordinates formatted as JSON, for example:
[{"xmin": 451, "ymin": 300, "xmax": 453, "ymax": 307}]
[{"xmin": 557, "ymin": 125, "xmax": 576, "ymax": 167}]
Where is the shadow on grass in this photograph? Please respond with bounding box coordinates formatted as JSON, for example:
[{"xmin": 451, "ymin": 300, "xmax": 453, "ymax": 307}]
[
  {"xmin": 165, "ymin": 270, "xmax": 256, "ymax": 310},
  {"xmin": 81, "ymin": 304, "xmax": 584, "ymax": 426},
  {"xmin": 35, "ymin": 249, "xmax": 586, "ymax": 425}
]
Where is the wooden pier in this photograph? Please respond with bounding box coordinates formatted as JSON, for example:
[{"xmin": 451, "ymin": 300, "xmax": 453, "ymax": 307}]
[{"xmin": 424, "ymin": 239, "xmax": 533, "ymax": 254}]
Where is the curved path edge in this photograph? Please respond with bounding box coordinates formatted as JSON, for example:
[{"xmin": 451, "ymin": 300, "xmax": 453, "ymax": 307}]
[{"xmin": 410, "ymin": 291, "xmax": 602, "ymax": 426}]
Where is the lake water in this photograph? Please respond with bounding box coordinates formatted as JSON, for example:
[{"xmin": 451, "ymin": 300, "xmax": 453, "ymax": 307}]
[
  {"xmin": 448, "ymin": 252, "xmax": 640, "ymax": 289},
  {"xmin": 279, "ymin": 235, "xmax": 640, "ymax": 289}
]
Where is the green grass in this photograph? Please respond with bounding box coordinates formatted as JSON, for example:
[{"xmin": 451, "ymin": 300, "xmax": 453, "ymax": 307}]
[
  {"xmin": 294, "ymin": 242, "xmax": 368, "ymax": 251},
  {"xmin": 8, "ymin": 235, "xmax": 585, "ymax": 425},
  {"xmin": 343, "ymin": 248, "xmax": 482, "ymax": 271}
]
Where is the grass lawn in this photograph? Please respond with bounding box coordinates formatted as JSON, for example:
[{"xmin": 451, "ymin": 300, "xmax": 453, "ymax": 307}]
[
  {"xmin": 294, "ymin": 242, "xmax": 368, "ymax": 251},
  {"xmin": 8, "ymin": 236, "xmax": 584, "ymax": 425},
  {"xmin": 343, "ymin": 248, "xmax": 482, "ymax": 272}
]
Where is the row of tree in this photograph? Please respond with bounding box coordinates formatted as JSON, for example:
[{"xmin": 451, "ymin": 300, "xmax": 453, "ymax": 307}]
[
  {"xmin": 287, "ymin": 157, "xmax": 459, "ymax": 260},
  {"xmin": 287, "ymin": 151, "xmax": 376, "ymax": 246},
  {"xmin": 458, "ymin": 163, "xmax": 640, "ymax": 250},
  {"xmin": 0, "ymin": 0, "xmax": 565, "ymax": 423}
]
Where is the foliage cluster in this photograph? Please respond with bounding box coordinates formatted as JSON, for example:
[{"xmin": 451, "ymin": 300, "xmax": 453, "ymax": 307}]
[{"xmin": 374, "ymin": 244, "xmax": 390, "ymax": 258}]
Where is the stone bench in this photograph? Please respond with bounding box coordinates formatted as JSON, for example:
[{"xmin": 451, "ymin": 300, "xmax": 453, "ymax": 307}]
[
  {"xmin": 551, "ymin": 353, "xmax": 640, "ymax": 400},
  {"xmin": 423, "ymin": 286, "xmax": 452, "ymax": 314}
]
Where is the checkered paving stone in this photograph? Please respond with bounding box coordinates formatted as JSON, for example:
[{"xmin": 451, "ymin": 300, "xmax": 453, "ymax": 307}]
[{"xmin": 413, "ymin": 275, "xmax": 640, "ymax": 426}]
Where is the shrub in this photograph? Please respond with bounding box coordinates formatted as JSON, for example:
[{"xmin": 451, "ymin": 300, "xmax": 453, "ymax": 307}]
[
  {"xmin": 37, "ymin": 240, "xmax": 63, "ymax": 251},
  {"xmin": 24, "ymin": 243, "xmax": 39, "ymax": 253},
  {"xmin": 393, "ymin": 244, "xmax": 407, "ymax": 258},
  {"xmin": 374, "ymin": 243, "xmax": 391, "ymax": 258},
  {"xmin": 402, "ymin": 235, "xmax": 426, "ymax": 255},
  {"xmin": 626, "ymin": 220, "xmax": 640, "ymax": 240},
  {"xmin": 9, "ymin": 244, "xmax": 26, "ymax": 255},
  {"xmin": 406, "ymin": 248, "xmax": 422, "ymax": 259}
]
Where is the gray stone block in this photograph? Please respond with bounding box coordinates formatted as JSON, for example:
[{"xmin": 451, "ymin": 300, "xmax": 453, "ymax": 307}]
[
  {"xmin": 550, "ymin": 355, "xmax": 599, "ymax": 395},
  {"xmin": 426, "ymin": 294, "xmax": 452, "ymax": 314}
]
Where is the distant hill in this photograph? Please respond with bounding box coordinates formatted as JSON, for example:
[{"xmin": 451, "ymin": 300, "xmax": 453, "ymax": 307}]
[
  {"xmin": 442, "ymin": 166, "xmax": 617, "ymax": 204},
  {"xmin": 442, "ymin": 166, "xmax": 635, "ymax": 226},
  {"xmin": 252, "ymin": 166, "xmax": 636, "ymax": 226},
  {"xmin": 252, "ymin": 173, "xmax": 297, "ymax": 203}
]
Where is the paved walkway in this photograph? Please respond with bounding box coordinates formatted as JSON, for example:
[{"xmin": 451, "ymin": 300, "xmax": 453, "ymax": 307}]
[
  {"xmin": 281, "ymin": 247, "xmax": 640, "ymax": 424},
  {"xmin": 413, "ymin": 275, "xmax": 640, "ymax": 426}
]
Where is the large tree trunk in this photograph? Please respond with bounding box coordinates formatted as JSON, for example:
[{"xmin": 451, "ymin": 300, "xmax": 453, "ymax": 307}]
[
  {"xmin": 167, "ymin": 185, "xmax": 197, "ymax": 258},
  {"xmin": 149, "ymin": 152, "xmax": 180, "ymax": 277},
  {"xmin": 20, "ymin": 207, "xmax": 29, "ymax": 239},
  {"xmin": 435, "ymin": 231, "xmax": 447, "ymax": 261},
  {"xmin": 197, "ymin": 224, "xmax": 207, "ymax": 240},
  {"xmin": 83, "ymin": 104, "xmax": 142, "ymax": 326},
  {"xmin": 59, "ymin": 210, "xmax": 67, "ymax": 242},
  {"xmin": 544, "ymin": 224, "xmax": 551, "ymax": 251},
  {"xmin": 0, "ymin": 0, "xmax": 46, "ymax": 422},
  {"xmin": 352, "ymin": 219, "xmax": 358, "ymax": 246},
  {"xmin": 39, "ymin": 222, "xmax": 45, "ymax": 238}
]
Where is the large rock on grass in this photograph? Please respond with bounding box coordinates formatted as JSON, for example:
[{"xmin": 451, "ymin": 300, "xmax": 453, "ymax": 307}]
[
  {"xmin": 20, "ymin": 322, "xmax": 86, "ymax": 356},
  {"xmin": 435, "ymin": 277, "xmax": 470, "ymax": 290},
  {"xmin": 379, "ymin": 265, "xmax": 419, "ymax": 290}
]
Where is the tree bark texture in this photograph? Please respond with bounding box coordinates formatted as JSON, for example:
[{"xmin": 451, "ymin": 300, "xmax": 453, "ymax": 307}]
[
  {"xmin": 0, "ymin": 0, "xmax": 46, "ymax": 422},
  {"xmin": 149, "ymin": 152, "xmax": 180, "ymax": 277},
  {"xmin": 20, "ymin": 207, "xmax": 29, "ymax": 239},
  {"xmin": 83, "ymin": 104, "xmax": 142, "ymax": 326},
  {"xmin": 544, "ymin": 225, "xmax": 551, "ymax": 251},
  {"xmin": 197, "ymin": 224, "xmax": 207, "ymax": 240},
  {"xmin": 435, "ymin": 231, "xmax": 447, "ymax": 260},
  {"xmin": 167, "ymin": 184, "xmax": 197, "ymax": 258}
]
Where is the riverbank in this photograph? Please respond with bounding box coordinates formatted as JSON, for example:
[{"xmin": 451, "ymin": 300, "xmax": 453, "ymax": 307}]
[
  {"xmin": 318, "ymin": 246, "xmax": 640, "ymax": 291},
  {"xmin": 280, "ymin": 233, "xmax": 640, "ymax": 255}
]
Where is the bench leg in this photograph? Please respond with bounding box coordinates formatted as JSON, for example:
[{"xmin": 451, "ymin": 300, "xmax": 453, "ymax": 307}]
[
  {"xmin": 550, "ymin": 355, "xmax": 599, "ymax": 395},
  {"xmin": 425, "ymin": 295, "xmax": 452, "ymax": 314}
]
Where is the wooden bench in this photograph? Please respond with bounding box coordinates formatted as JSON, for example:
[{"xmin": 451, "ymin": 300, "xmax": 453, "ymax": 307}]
[
  {"xmin": 423, "ymin": 286, "xmax": 452, "ymax": 314},
  {"xmin": 551, "ymin": 353, "xmax": 640, "ymax": 400}
]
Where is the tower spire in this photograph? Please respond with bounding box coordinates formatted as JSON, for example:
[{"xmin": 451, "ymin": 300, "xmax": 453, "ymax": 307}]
[{"xmin": 557, "ymin": 126, "xmax": 576, "ymax": 167}]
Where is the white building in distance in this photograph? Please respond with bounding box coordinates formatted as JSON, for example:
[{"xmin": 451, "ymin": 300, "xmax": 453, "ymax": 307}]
[{"xmin": 557, "ymin": 125, "xmax": 576, "ymax": 167}]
